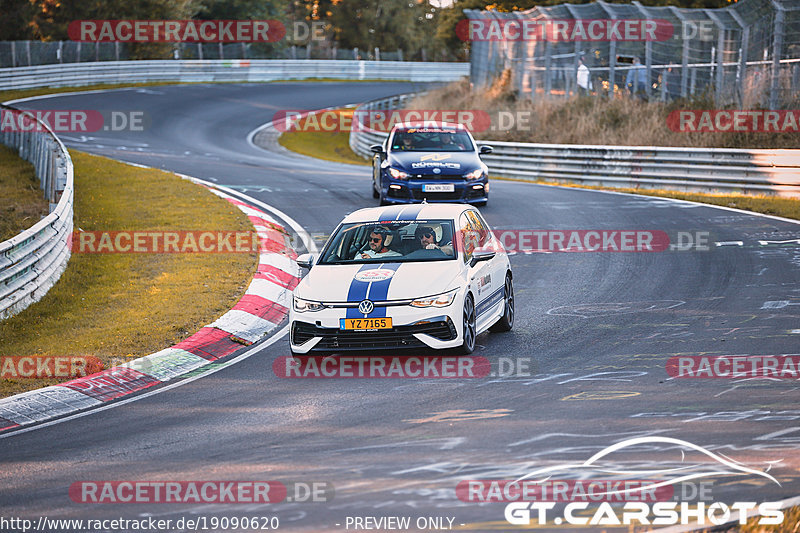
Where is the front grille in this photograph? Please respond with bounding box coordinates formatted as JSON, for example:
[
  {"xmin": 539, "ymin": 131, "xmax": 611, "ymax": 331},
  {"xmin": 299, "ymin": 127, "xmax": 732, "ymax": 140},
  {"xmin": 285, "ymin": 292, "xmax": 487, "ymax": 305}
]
[
  {"xmin": 292, "ymin": 319, "xmax": 456, "ymax": 351},
  {"xmin": 415, "ymin": 174, "xmax": 465, "ymax": 180},
  {"xmin": 387, "ymin": 187, "xmax": 411, "ymax": 199},
  {"xmin": 411, "ymin": 189, "xmax": 464, "ymax": 201}
]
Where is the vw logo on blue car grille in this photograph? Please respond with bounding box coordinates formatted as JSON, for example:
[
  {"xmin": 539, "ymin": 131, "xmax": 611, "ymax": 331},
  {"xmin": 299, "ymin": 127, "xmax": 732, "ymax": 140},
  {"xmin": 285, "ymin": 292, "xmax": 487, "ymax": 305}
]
[{"xmin": 358, "ymin": 300, "xmax": 374, "ymax": 314}]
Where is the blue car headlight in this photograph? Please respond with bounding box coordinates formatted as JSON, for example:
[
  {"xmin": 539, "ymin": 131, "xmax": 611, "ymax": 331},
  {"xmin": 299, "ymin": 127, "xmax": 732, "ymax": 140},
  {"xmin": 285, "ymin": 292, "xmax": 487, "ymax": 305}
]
[
  {"xmin": 464, "ymin": 169, "xmax": 485, "ymax": 181},
  {"xmin": 389, "ymin": 168, "xmax": 409, "ymax": 180}
]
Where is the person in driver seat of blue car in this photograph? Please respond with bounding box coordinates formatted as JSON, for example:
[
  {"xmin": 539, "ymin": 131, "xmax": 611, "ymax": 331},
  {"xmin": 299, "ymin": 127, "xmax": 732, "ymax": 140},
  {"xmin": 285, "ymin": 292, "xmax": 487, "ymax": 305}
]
[
  {"xmin": 397, "ymin": 134, "xmax": 415, "ymax": 151},
  {"xmin": 358, "ymin": 226, "xmax": 402, "ymax": 259},
  {"xmin": 439, "ymin": 131, "xmax": 464, "ymax": 151},
  {"xmin": 415, "ymin": 225, "xmax": 454, "ymax": 256}
]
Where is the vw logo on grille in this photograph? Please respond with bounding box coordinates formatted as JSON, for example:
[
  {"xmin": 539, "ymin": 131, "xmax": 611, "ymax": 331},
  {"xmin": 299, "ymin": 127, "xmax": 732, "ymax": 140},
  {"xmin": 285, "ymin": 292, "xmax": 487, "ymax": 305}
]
[
  {"xmin": 433, "ymin": 168, "xmax": 441, "ymax": 174},
  {"xmin": 358, "ymin": 300, "xmax": 374, "ymax": 314}
]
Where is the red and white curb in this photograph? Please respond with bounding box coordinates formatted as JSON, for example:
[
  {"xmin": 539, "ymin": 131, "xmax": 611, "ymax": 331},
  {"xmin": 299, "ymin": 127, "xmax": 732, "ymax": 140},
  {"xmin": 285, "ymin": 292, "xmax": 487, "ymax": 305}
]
[{"xmin": 0, "ymin": 183, "xmax": 301, "ymax": 434}]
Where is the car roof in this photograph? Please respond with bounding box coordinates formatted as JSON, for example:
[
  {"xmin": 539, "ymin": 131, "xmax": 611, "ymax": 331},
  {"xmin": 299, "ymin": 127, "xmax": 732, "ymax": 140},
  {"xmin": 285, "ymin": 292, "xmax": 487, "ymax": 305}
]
[
  {"xmin": 392, "ymin": 122, "xmax": 466, "ymax": 131},
  {"xmin": 342, "ymin": 204, "xmax": 474, "ymax": 224}
]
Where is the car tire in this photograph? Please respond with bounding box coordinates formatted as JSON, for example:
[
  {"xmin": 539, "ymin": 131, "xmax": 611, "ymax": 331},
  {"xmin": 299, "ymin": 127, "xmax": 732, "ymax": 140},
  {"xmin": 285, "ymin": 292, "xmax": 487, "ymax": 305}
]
[
  {"xmin": 475, "ymin": 199, "xmax": 488, "ymax": 207},
  {"xmin": 372, "ymin": 181, "xmax": 380, "ymax": 198},
  {"xmin": 490, "ymin": 274, "xmax": 514, "ymax": 332},
  {"xmin": 459, "ymin": 293, "xmax": 477, "ymax": 355},
  {"xmin": 379, "ymin": 187, "xmax": 390, "ymax": 206}
]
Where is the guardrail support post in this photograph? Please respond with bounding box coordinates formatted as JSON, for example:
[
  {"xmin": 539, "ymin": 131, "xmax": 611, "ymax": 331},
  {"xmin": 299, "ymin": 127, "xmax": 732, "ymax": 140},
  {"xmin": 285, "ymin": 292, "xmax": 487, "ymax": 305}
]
[
  {"xmin": 729, "ymin": 9, "xmax": 749, "ymax": 107},
  {"xmin": 770, "ymin": 1, "xmax": 785, "ymax": 109},
  {"xmin": 704, "ymin": 9, "xmax": 726, "ymax": 105}
]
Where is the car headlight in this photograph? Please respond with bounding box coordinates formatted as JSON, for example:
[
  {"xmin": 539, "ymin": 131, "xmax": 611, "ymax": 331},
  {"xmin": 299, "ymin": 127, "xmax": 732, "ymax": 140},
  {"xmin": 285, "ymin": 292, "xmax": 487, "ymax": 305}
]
[
  {"xmin": 410, "ymin": 289, "xmax": 458, "ymax": 308},
  {"xmin": 293, "ymin": 296, "xmax": 326, "ymax": 312},
  {"xmin": 389, "ymin": 168, "xmax": 409, "ymax": 180},
  {"xmin": 464, "ymin": 168, "xmax": 485, "ymax": 180}
]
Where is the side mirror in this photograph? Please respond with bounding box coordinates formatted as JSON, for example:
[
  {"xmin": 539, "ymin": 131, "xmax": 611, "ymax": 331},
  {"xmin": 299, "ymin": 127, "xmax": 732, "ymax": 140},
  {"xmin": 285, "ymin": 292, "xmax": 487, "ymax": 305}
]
[
  {"xmin": 479, "ymin": 145, "xmax": 493, "ymax": 155},
  {"xmin": 296, "ymin": 253, "xmax": 316, "ymax": 269},
  {"xmin": 370, "ymin": 144, "xmax": 384, "ymax": 154},
  {"xmin": 469, "ymin": 249, "xmax": 495, "ymax": 268}
]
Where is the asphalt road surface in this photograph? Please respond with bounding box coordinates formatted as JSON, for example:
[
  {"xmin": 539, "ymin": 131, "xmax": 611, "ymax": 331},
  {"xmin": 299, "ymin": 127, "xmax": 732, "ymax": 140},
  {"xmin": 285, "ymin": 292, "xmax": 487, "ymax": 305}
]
[{"xmin": 2, "ymin": 83, "xmax": 800, "ymax": 532}]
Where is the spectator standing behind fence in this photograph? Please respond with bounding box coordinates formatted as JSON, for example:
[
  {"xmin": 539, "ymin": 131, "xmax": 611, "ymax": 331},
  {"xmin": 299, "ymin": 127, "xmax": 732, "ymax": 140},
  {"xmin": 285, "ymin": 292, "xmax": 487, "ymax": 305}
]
[
  {"xmin": 626, "ymin": 57, "xmax": 648, "ymax": 100},
  {"xmin": 577, "ymin": 55, "xmax": 592, "ymax": 96},
  {"xmin": 664, "ymin": 66, "xmax": 680, "ymax": 101}
]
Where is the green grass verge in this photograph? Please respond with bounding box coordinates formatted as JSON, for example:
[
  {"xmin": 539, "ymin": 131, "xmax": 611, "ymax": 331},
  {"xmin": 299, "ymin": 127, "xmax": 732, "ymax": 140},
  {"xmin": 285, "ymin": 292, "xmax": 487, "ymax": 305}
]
[
  {"xmin": 279, "ymin": 129, "xmax": 370, "ymax": 166},
  {"xmin": 0, "ymin": 145, "xmax": 50, "ymax": 241},
  {"xmin": 0, "ymin": 79, "xmax": 402, "ymax": 105},
  {"xmin": 491, "ymin": 177, "xmax": 800, "ymax": 221},
  {"xmin": 0, "ymin": 82, "xmax": 194, "ymax": 105},
  {"xmin": 277, "ymin": 124, "xmax": 800, "ymax": 221},
  {"xmin": 0, "ymin": 151, "xmax": 257, "ymax": 398}
]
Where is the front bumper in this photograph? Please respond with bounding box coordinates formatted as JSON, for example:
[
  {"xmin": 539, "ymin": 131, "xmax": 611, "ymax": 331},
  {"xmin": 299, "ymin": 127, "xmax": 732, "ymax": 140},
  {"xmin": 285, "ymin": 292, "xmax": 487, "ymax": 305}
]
[
  {"xmin": 383, "ymin": 176, "xmax": 489, "ymax": 204},
  {"xmin": 290, "ymin": 313, "xmax": 460, "ymax": 353}
]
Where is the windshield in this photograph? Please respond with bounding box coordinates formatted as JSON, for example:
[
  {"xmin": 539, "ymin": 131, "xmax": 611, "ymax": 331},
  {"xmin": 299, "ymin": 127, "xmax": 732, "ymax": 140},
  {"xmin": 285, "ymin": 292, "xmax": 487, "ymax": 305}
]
[
  {"xmin": 389, "ymin": 128, "xmax": 474, "ymax": 152},
  {"xmin": 318, "ymin": 220, "xmax": 457, "ymax": 265}
]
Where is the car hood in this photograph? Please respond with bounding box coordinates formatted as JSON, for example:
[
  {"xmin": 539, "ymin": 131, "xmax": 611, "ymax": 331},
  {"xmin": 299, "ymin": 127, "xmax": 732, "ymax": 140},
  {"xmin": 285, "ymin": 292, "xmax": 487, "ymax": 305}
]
[
  {"xmin": 387, "ymin": 151, "xmax": 480, "ymax": 176},
  {"xmin": 296, "ymin": 261, "xmax": 462, "ymax": 302}
]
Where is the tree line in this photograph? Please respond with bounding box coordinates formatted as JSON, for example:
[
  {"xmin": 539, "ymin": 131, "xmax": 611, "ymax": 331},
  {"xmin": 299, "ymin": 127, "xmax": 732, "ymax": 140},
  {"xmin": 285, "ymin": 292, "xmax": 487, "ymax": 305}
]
[{"xmin": 0, "ymin": 0, "xmax": 736, "ymax": 61}]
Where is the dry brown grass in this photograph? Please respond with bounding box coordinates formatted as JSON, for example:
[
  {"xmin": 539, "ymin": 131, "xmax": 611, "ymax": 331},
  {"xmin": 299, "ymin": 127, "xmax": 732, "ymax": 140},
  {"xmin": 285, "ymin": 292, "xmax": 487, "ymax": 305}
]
[
  {"xmin": 714, "ymin": 505, "xmax": 800, "ymax": 533},
  {"xmin": 0, "ymin": 145, "xmax": 50, "ymax": 241},
  {"xmin": 409, "ymin": 78, "xmax": 799, "ymax": 149}
]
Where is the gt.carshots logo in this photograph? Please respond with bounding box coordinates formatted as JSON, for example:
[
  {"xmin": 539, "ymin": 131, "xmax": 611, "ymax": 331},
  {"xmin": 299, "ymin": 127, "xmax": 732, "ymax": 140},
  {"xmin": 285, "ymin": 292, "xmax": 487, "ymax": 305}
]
[{"xmin": 493, "ymin": 437, "xmax": 786, "ymax": 527}]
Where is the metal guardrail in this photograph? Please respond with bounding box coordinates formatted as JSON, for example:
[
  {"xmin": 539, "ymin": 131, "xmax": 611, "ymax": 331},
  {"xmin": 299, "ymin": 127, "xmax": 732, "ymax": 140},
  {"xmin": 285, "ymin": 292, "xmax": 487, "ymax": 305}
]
[
  {"xmin": 349, "ymin": 95, "xmax": 800, "ymax": 198},
  {"xmin": 0, "ymin": 59, "xmax": 466, "ymax": 321},
  {"xmin": 0, "ymin": 60, "xmax": 469, "ymax": 90},
  {"xmin": 0, "ymin": 105, "xmax": 73, "ymax": 320}
]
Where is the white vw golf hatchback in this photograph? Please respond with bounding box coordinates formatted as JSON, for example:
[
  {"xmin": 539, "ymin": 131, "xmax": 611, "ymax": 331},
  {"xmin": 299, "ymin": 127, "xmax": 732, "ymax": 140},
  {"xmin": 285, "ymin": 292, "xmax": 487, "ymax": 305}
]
[{"xmin": 290, "ymin": 204, "xmax": 513, "ymax": 355}]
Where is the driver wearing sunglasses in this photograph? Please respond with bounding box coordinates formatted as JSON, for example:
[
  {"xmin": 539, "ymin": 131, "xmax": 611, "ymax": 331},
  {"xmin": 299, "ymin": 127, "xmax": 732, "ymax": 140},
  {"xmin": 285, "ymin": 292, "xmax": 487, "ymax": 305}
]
[
  {"xmin": 357, "ymin": 226, "xmax": 402, "ymax": 259},
  {"xmin": 415, "ymin": 226, "xmax": 454, "ymax": 256}
]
